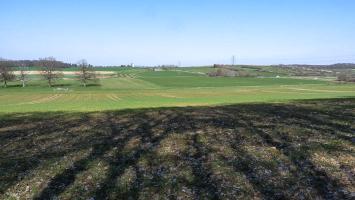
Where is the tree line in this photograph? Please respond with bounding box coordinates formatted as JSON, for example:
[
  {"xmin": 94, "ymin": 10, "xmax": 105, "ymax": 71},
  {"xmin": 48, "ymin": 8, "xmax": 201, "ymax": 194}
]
[
  {"xmin": 0, "ymin": 57, "xmax": 98, "ymax": 88},
  {"xmin": 0, "ymin": 58, "xmax": 77, "ymax": 68}
]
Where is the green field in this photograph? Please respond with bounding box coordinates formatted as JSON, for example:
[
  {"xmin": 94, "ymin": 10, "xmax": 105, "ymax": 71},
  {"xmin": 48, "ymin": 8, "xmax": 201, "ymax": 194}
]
[{"xmin": 0, "ymin": 68, "xmax": 354, "ymax": 113}]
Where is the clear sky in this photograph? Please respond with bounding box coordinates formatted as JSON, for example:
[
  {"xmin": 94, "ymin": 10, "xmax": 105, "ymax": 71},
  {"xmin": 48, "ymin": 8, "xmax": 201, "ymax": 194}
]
[{"xmin": 1, "ymin": 0, "xmax": 355, "ymax": 66}]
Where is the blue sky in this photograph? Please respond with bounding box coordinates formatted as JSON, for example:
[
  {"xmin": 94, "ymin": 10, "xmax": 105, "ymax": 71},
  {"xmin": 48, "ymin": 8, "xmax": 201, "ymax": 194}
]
[{"xmin": 1, "ymin": 0, "xmax": 355, "ymax": 66}]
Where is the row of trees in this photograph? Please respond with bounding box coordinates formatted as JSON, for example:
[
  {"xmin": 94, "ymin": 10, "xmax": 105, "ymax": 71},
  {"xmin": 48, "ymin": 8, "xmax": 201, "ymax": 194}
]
[
  {"xmin": 207, "ymin": 68, "xmax": 255, "ymax": 77},
  {"xmin": 0, "ymin": 57, "xmax": 77, "ymax": 68},
  {"xmin": 0, "ymin": 57, "xmax": 98, "ymax": 88}
]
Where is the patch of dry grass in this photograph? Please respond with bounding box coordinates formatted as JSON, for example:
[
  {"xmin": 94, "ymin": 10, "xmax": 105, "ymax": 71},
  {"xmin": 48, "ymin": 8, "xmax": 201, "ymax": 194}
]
[{"xmin": 0, "ymin": 98, "xmax": 354, "ymax": 199}]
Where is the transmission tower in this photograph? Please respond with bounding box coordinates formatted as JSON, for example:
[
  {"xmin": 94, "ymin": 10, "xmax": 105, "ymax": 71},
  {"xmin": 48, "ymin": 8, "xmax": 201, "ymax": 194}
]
[{"xmin": 232, "ymin": 55, "xmax": 236, "ymax": 66}]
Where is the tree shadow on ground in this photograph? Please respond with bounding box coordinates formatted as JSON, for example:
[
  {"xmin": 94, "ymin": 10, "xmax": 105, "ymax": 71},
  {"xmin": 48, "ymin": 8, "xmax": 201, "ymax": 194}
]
[
  {"xmin": 84, "ymin": 83, "xmax": 101, "ymax": 87},
  {"xmin": 0, "ymin": 98, "xmax": 354, "ymax": 199},
  {"xmin": 51, "ymin": 83, "xmax": 73, "ymax": 87}
]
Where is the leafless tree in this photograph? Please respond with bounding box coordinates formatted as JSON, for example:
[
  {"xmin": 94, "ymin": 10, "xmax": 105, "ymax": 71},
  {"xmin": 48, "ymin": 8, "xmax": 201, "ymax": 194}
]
[
  {"xmin": 337, "ymin": 71, "xmax": 355, "ymax": 82},
  {"xmin": 0, "ymin": 61, "xmax": 16, "ymax": 87},
  {"xmin": 337, "ymin": 73, "xmax": 348, "ymax": 82},
  {"xmin": 39, "ymin": 57, "xmax": 63, "ymax": 87},
  {"xmin": 18, "ymin": 63, "xmax": 29, "ymax": 87},
  {"xmin": 77, "ymin": 59, "xmax": 98, "ymax": 87}
]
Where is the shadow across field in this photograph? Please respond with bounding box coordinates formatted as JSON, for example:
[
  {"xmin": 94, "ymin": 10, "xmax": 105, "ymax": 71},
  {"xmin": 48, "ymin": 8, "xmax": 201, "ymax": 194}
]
[{"xmin": 0, "ymin": 98, "xmax": 354, "ymax": 199}]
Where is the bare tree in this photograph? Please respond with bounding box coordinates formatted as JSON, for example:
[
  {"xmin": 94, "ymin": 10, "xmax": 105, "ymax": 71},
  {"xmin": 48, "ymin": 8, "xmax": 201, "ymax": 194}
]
[
  {"xmin": 337, "ymin": 73, "xmax": 348, "ymax": 82},
  {"xmin": 39, "ymin": 57, "xmax": 63, "ymax": 87},
  {"xmin": 337, "ymin": 71, "xmax": 355, "ymax": 82},
  {"xmin": 18, "ymin": 63, "xmax": 29, "ymax": 87},
  {"xmin": 0, "ymin": 61, "xmax": 16, "ymax": 87},
  {"xmin": 77, "ymin": 59, "xmax": 98, "ymax": 87}
]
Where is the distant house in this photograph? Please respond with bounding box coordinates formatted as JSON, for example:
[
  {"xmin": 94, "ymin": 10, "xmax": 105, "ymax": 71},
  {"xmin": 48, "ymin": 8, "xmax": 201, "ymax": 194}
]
[{"xmin": 153, "ymin": 67, "xmax": 163, "ymax": 72}]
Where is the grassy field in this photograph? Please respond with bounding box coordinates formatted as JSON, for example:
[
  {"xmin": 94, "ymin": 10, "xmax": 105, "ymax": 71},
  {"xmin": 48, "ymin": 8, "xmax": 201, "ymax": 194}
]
[
  {"xmin": 0, "ymin": 68, "xmax": 354, "ymax": 199},
  {"xmin": 0, "ymin": 68, "xmax": 354, "ymax": 113}
]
